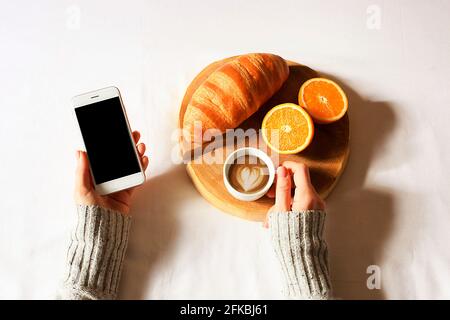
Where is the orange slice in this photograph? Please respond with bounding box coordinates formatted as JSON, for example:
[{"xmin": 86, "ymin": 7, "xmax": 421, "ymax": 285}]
[
  {"xmin": 261, "ymin": 103, "xmax": 314, "ymax": 154},
  {"xmin": 298, "ymin": 78, "xmax": 348, "ymax": 124}
]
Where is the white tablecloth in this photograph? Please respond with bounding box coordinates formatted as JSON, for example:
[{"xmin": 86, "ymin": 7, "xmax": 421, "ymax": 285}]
[{"xmin": 1, "ymin": 0, "xmax": 449, "ymax": 299}]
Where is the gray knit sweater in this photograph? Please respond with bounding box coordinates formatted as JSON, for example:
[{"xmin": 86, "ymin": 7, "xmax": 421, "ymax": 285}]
[
  {"xmin": 59, "ymin": 205, "xmax": 331, "ymax": 299},
  {"xmin": 269, "ymin": 210, "xmax": 331, "ymax": 299},
  {"xmin": 59, "ymin": 205, "xmax": 131, "ymax": 299}
]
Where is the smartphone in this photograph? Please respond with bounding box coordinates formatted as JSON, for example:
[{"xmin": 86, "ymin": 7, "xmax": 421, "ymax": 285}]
[{"xmin": 72, "ymin": 86, "xmax": 145, "ymax": 195}]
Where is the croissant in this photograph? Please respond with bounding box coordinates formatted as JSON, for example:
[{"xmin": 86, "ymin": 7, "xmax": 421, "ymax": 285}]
[{"xmin": 183, "ymin": 53, "xmax": 289, "ymax": 139}]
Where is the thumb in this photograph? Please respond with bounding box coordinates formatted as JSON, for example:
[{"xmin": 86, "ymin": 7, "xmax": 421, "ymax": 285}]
[
  {"xmin": 275, "ymin": 166, "xmax": 292, "ymax": 212},
  {"xmin": 282, "ymin": 161, "xmax": 312, "ymax": 193},
  {"xmin": 75, "ymin": 151, "xmax": 93, "ymax": 194}
]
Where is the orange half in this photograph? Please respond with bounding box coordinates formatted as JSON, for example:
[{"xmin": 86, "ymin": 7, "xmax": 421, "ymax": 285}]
[
  {"xmin": 261, "ymin": 103, "xmax": 314, "ymax": 154},
  {"xmin": 299, "ymin": 78, "xmax": 348, "ymax": 124}
]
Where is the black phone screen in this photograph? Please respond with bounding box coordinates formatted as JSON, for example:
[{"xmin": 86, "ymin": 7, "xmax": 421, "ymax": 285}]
[{"xmin": 75, "ymin": 97, "xmax": 141, "ymax": 184}]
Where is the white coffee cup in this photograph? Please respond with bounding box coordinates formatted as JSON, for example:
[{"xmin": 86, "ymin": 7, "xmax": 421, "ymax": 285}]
[{"xmin": 223, "ymin": 147, "xmax": 275, "ymax": 202}]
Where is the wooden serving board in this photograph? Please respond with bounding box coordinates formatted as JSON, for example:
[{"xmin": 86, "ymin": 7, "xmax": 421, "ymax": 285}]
[{"xmin": 179, "ymin": 58, "xmax": 349, "ymax": 221}]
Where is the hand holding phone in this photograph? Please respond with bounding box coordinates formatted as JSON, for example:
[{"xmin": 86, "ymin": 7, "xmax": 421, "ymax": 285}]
[{"xmin": 73, "ymin": 87, "xmax": 148, "ymax": 214}]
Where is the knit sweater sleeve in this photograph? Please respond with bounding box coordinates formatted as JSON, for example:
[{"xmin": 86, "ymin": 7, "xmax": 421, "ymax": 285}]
[
  {"xmin": 269, "ymin": 210, "xmax": 332, "ymax": 300},
  {"xmin": 58, "ymin": 204, "xmax": 132, "ymax": 300}
]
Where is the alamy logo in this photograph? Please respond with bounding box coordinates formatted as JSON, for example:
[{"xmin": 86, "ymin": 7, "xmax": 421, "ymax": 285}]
[
  {"xmin": 171, "ymin": 121, "xmax": 280, "ymax": 166},
  {"xmin": 366, "ymin": 5, "xmax": 382, "ymax": 30},
  {"xmin": 366, "ymin": 265, "xmax": 381, "ymax": 290},
  {"xmin": 66, "ymin": 5, "xmax": 81, "ymax": 30}
]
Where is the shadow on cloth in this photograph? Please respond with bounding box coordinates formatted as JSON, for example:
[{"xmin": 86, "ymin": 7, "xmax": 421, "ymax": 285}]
[
  {"xmin": 117, "ymin": 165, "xmax": 195, "ymax": 299},
  {"xmin": 321, "ymin": 72, "xmax": 397, "ymax": 299}
]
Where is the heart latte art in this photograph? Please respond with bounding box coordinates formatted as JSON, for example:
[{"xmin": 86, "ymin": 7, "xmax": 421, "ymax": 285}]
[{"xmin": 228, "ymin": 155, "xmax": 269, "ymax": 194}]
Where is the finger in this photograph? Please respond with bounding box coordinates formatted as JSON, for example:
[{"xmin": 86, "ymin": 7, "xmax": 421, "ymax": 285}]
[
  {"xmin": 132, "ymin": 131, "xmax": 141, "ymax": 144},
  {"xmin": 275, "ymin": 166, "xmax": 291, "ymax": 212},
  {"xmin": 123, "ymin": 186, "xmax": 135, "ymax": 196},
  {"xmin": 282, "ymin": 161, "xmax": 313, "ymax": 192},
  {"xmin": 282, "ymin": 162, "xmax": 325, "ymax": 211},
  {"xmin": 141, "ymin": 156, "xmax": 149, "ymax": 171},
  {"xmin": 291, "ymin": 188, "xmax": 305, "ymax": 212},
  {"xmin": 75, "ymin": 151, "xmax": 93, "ymax": 193},
  {"xmin": 266, "ymin": 167, "xmax": 279, "ymax": 198},
  {"xmin": 124, "ymin": 155, "xmax": 149, "ymax": 196},
  {"xmin": 137, "ymin": 143, "xmax": 146, "ymax": 156},
  {"xmin": 266, "ymin": 182, "xmax": 276, "ymax": 198},
  {"xmin": 292, "ymin": 188, "xmax": 326, "ymax": 211},
  {"xmin": 267, "ymin": 167, "xmax": 298, "ymax": 198},
  {"xmin": 109, "ymin": 189, "xmax": 133, "ymax": 204}
]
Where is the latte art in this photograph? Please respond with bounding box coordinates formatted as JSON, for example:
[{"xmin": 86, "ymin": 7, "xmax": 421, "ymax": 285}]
[
  {"xmin": 235, "ymin": 166, "xmax": 266, "ymax": 192},
  {"xmin": 228, "ymin": 155, "xmax": 269, "ymax": 194}
]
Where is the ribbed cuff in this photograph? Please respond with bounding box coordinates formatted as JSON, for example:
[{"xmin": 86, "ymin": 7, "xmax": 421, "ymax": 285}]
[
  {"xmin": 269, "ymin": 210, "xmax": 331, "ymax": 300},
  {"xmin": 60, "ymin": 205, "xmax": 132, "ymax": 300}
]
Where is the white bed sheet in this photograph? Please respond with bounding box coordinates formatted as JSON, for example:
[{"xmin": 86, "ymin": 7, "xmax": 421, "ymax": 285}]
[{"xmin": 1, "ymin": 0, "xmax": 449, "ymax": 299}]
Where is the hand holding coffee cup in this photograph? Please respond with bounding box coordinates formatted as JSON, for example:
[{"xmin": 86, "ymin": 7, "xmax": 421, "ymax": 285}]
[
  {"xmin": 223, "ymin": 148, "xmax": 324, "ymax": 224},
  {"xmin": 264, "ymin": 161, "xmax": 325, "ymax": 228}
]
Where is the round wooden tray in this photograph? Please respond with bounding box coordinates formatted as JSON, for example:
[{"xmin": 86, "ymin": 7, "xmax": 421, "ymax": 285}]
[{"xmin": 179, "ymin": 57, "xmax": 349, "ymax": 221}]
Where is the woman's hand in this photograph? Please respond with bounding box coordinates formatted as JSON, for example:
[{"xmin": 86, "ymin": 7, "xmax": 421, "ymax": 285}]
[
  {"xmin": 74, "ymin": 131, "xmax": 149, "ymax": 215},
  {"xmin": 264, "ymin": 161, "xmax": 325, "ymax": 227}
]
